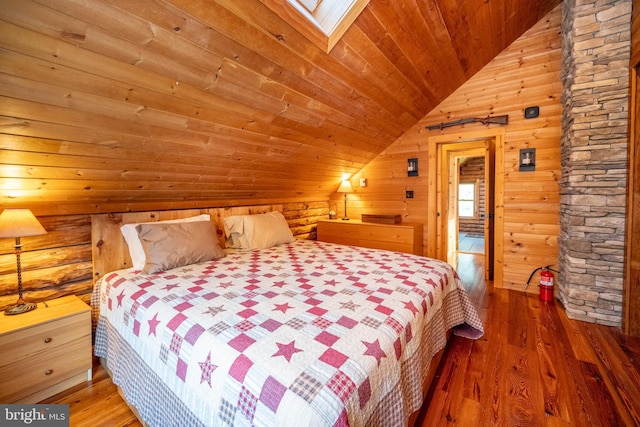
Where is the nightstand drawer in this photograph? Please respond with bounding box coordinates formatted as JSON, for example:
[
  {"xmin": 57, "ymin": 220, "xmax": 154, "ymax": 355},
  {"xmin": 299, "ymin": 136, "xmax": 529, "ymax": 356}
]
[
  {"xmin": 0, "ymin": 311, "xmax": 89, "ymax": 364},
  {"xmin": 0, "ymin": 335, "xmax": 91, "ymax": 403}
]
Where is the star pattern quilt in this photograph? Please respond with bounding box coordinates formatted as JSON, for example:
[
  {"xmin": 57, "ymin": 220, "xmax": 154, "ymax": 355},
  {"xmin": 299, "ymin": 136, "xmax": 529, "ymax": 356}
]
[{"xmin": 93, "ymin": 240, "xmax": 483, "ymax": 426}]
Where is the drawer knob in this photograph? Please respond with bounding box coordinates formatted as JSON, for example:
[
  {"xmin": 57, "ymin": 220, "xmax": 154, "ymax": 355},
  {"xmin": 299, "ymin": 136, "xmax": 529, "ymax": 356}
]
[
  {"xmin": 44, "ymin": 337, "xmax": 52, "ymax": 343},
  {"xmin": 45, "ymin": 369, "xmax": 53, "ymax": 376}
]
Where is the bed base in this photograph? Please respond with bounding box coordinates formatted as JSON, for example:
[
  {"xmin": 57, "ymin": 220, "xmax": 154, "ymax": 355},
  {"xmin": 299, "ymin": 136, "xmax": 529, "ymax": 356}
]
[
  {"xmin": 408, "ymin": 331, "xmax": 450, "ymax": 426},
  {"xmin": 100, "ymin": 357, "xmax": 149, "ymax": 427},
  {"xmin": 101, "ymin": 331, "xmax": 450, "ymax": 427}
]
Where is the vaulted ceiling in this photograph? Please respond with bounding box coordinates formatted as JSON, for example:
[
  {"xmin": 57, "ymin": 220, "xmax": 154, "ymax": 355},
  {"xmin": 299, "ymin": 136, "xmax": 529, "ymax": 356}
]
[{"xmin": 0, "ymin": 0, "xmax": 561, "ymax": 214}]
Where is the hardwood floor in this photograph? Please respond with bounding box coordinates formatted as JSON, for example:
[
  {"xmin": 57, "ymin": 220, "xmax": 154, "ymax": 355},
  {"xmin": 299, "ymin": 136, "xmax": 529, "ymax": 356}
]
[
  {"xmin": 42, "ymin": 357, "xmax": 142, "ymax": 427},
  {"xmin": 42, "ymin": 252, "xmax": 640, "ymax": 426},
  {"xmin": 418, "ymin": 252, "xmax": 640, "ymax": 426},
  {"xmin": 458, "ymin": 232, "xmax": 485, "ymax": 254}
]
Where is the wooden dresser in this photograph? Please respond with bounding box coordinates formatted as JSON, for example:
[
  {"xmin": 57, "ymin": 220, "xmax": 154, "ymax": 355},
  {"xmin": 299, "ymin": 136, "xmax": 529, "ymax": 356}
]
[
  {"xmin": 0, "ymin": 295, "xmax": 92, "ymax": 403},
  {"xmin": 317, "ymin": 219, "xmax": 423, "ymax": 256}
]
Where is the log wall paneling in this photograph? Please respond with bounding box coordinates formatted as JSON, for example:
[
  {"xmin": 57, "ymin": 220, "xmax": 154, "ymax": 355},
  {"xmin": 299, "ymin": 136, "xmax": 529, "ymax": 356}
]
[
  {"xmin": 0, "ymin": 215, "xmax": 93, "ymax": 311},
  {"xmin": 91, "ymin": 202, "xmax": 327, "ymax": 283},
  {"xmin": 0, "ymin": 201, "xmax": 327, "ymax": 312},
  {"xmin": 344, "ymin": 5, "xmax": 563, "ymax": 293}
]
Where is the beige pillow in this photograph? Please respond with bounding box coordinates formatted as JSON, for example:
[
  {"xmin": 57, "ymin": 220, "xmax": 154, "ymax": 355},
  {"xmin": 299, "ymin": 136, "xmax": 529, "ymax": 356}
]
[
  {"xmin": 223, "ymin": 211, "xmax": 295, "ymax": 250},
  {"xmin": 136, "ymin": 221, "xmax": 225, "ymax": 274},
  {"xmin": 121, "ymin": 214, "xmax": 211, "ymax": 270},
  {"xmin": 222, "ymin": 215, "xmax": 249, "ymax": 249}
]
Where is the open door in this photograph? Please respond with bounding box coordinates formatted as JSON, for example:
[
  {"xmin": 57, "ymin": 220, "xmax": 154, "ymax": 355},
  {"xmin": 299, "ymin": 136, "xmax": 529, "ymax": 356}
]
[{"xmin": 444, "ymin": 148, "xmax": 460, "ymax": 264}]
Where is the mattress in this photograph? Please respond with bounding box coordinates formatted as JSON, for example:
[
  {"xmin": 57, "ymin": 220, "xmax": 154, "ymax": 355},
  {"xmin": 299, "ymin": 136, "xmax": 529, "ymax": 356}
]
[{"xmin": 93, "ymin": 240, "xmax": 483, "ymax": 426}]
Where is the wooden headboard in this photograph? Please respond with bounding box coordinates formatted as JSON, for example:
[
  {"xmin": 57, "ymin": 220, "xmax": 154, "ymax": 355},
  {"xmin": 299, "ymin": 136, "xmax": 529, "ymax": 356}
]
[{"xmin": 91, "ymin": 205, "xmax": 287, "ymax": 283}]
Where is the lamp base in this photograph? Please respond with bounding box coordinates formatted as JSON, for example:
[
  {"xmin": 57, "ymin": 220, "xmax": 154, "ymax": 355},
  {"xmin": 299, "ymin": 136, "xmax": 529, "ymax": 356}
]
[
  {"xmin": 342, "ymin": 216, "xmax": 349, "ymax": 220},
  {"xmin": 4, "ymin": 302, "xmax": 37, "ymax": 316}
]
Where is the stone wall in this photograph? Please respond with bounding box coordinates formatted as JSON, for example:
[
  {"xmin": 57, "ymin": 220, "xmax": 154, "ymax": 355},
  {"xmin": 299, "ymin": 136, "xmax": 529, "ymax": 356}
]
[{"xmin": 559, "ymin": 0, "xmax": 631, "ymax": 326}]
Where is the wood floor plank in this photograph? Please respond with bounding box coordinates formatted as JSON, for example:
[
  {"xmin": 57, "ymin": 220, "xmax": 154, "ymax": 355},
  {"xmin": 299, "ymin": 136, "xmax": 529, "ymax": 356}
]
[
  {"xmin": 535, "ymin": 298, "xmax": 593, "ymax": 426},
  {"xmin": 462, "ymin": 324, "xmax": 488, "ymax": 404},
  {"xmin": 42, "ymin": 359, "xmax": 142, "ymax": 427},
  {"xmin": 534, "ymin": 319, "xmax": 560, "ymax": 420},
  {"xmin": 477, "ymin": 282, "xmax": 510, "ymax": 426},
  {"xmin": 580, "ymin": 323, "xmax": 640, "ymax": 426},
  {"xmin": 578, "ymin": 360, "xmax": 626, "ymax": 426},
  {"xmin": 612, "ymin": 328, "xmax": 640, "ymax": 374},
  {"xmin": 554, "ymin": 296, "xmax": 599, "ymax": 363}
]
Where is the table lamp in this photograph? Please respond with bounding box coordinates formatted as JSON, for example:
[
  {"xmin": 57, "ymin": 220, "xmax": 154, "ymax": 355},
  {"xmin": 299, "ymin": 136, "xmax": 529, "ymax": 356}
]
[
  {"xmin": 0, "ymin": 209, "xmax": 47, "ymax": 315},
  {"xmin": 337, "ymin": 180, "xmax": 353, "ymax": 220}
]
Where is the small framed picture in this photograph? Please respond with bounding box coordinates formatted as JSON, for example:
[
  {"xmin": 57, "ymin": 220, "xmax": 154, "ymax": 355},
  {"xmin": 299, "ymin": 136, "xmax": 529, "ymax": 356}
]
[
  {"xmin": 408, "ymin": 158, "xmax": 418, "ymax": 177},
  {"xmin": 519, "ymin": 148, "xmax": 535, "ymax": 172}
]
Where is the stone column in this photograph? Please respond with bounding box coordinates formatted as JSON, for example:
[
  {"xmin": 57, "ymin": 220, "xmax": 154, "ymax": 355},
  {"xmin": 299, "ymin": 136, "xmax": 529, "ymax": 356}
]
[{"xmin": 559, "ymin": 0, "xmax": 631, "ymax": 326}]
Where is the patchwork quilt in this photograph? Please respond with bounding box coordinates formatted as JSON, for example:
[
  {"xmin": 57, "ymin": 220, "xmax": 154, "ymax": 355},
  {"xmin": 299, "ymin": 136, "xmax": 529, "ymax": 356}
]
[{"xmin": 94, "ymin": 240, "xmax": 483, "ymax": 427}]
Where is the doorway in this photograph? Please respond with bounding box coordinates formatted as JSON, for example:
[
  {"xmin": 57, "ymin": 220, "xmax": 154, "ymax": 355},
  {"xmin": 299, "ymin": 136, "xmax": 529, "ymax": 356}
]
[
  {"xmin": 458, "ymin": 155, "xmax": 486, "ymax": 255},
  {"xmin": 427, "ymin": 129, "xmax": 505, "ymax": 284}
]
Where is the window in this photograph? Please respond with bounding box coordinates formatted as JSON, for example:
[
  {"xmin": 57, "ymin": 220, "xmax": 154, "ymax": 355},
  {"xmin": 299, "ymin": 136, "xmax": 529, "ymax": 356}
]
[
  {"xmin": 295, "ymin": 0, "xmax": 322, "ymax": 13},
  {"xmin": 259, "ymin": 0, "xmax": 370, "ymax": 52},
  {"xmin": 458, "ymin": 181, "xmax": 478, "ymax": 218}
]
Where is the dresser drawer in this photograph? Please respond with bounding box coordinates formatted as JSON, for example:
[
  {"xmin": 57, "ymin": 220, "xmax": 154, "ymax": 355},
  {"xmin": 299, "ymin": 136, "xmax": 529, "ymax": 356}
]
[
  {"xmin": 317, "ymin": 219, "xmax": 423, "ymax": 255},
  {"xmin": 356, "ymin": 224, "xmax": 413, "ymax": 244}
]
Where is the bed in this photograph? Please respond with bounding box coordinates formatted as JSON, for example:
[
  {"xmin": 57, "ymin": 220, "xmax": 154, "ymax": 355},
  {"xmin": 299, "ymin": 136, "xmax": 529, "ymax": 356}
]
[{"xmin": 91, "ymin": 209, "xmax": 483, "ymax": 426}]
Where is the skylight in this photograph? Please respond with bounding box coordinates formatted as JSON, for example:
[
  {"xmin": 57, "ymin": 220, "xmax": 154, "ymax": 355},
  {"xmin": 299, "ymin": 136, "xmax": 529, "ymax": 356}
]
[
  {"xmin": 295, "ymin": 0, "xmax": 322, "ymax": 14},
  {"xmin": 259, "ymin": 0, "xmax": 370, "ymax": 52}
]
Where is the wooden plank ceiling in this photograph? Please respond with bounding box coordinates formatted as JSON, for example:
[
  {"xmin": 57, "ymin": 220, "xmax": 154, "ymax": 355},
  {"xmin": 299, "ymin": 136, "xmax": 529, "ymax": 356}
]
[{"xmin": 0, "ymin": 0, "xmax": 561, "ymax": 214}]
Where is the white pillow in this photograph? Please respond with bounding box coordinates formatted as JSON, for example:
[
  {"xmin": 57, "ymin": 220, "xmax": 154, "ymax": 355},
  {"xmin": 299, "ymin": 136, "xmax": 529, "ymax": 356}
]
[
  {"xmin": 120, "ymin": 214, "xmax": 210, "ymax": 270},
  {"xmin": 223, "ymin": 211, "xmax": 294, "ymax": 250}
]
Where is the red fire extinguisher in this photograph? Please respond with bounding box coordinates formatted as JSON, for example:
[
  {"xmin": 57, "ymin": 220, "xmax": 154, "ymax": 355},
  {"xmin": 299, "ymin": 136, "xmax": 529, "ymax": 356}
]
[
  {"xmin": 525, "ymin": 265, "xmax": 559, "ymax": 302},
  {"xmin": 539, "ymin": 268, "xmax": 554, "ymax": 302}
]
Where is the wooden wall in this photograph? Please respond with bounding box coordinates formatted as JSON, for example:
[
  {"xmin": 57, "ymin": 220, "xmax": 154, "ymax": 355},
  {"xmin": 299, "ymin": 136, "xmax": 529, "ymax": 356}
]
[
  {"xmin": 338, "ymin": 5, "xmax": 563, "ymax": 292},
  {"xmin": 0, "ymin": 2, "xmax": 566, "ymax": 307},
  {"xmin": 632, "ymin": 0, "xmax": 640, "ymax": 66},
  {"xmin": 0, "ymin": 214, "xmax": 92, "ymax": 311},
  {"xmin": 0, "ymin": 0, "xmax": 559, "ymax": 215},
  {"xmin": 0, "ymin": 201, "xmax": 327, "ymax": 311}
]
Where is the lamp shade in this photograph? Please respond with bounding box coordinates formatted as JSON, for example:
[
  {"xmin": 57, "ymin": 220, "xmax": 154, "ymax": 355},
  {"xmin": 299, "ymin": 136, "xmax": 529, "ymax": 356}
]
[
  {"xmin": 337, "ymin": 180, "xmax": 353, "ymax": 193},
  {"xmin": 0, "ymin": 209, "xmax": 47, "ymax": 238}
]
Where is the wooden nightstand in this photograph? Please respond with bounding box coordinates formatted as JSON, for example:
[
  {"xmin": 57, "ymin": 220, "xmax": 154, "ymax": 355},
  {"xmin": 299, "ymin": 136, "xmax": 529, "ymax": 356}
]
[
  {"xmin": 0, "ymin": 295, "xmax": 92, "ymax": 403},
  {"xmin": 317, "ymin": 219, "xmax": 424, "ymax": 255}
]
